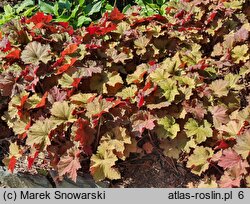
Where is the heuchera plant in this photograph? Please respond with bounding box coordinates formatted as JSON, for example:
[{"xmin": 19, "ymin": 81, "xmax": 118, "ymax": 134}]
[{"xmin": 0, "ymin": 0, "xmax": 249, "ymax": 187}]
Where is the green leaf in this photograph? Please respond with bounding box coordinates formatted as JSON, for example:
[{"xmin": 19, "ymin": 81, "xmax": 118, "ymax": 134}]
[
  {"xmin": 79, "ymin": 0, "xmax": 85, "ymax": 6},
  {"xmin": 116, "ymin": 85, "xmax": 137, "ymax": 101},
  {"xmin": 184, "ymin": 118, "xmax": 213, "ymax": 144},
  {"xmin": 157, "ymin": 116, "xmax": 180, "ymax": 139},
  {"xmin": 232, "ymin": 44, "xmax": 249, "ymax": 63},
  {"xmin": 39, "ymin": 1, "xmax": 55, "ymax": 14},
  {"xmin": 4, "ymin": 5, "xmax": 14, "ymax": 16},
  {"xmin": 58, "ymin": 73, "xmax": 74, "ymax": 89},
  {"xmin": 85, "ymin": 1, "xmax": 102, "ymax": 16},
  {"xmin": 187, "ymin": 146, "xmax": 214, "ymax": 176},
  {"xmin": 158, "ymin": 78, "xmax": 179, "ymax": 102},
  {"xmin": 90, "ymin": 142, "xmax": 121, "ymax": 182},
  {"xmin": 77, "ymin": 16, "xmax": 92, "ymax": 27},
  {"xmin": 23, "ymin": 6, "xmax": 37, "ymax": 17},
  {"xmin": 16, "ymin": 0, "xmax": 34, "ymax": 14}
]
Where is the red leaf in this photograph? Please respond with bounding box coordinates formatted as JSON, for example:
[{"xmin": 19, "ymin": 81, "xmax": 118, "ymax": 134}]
[
  {"xmin": 57, "ymin": 58, "xmax": 77, "ymax": 74},
  {"xmin": 58, "ymin": 22, "xmax": 69, "ymax": 28},
  {"xmin": 75, "ymin": 118, "xmax": 95, "ymax": 155},
  {"xmin": 71, "ymin": 78, "xmax": 82, "ymax": 88},
  {"xmin": 215, "ymin": 140, "xmax": 229, "ymax": 150},
  {"xmin": 0, "ymin": 37, "xmax": 12, "ymax": 52},
  {"xmin": 5, "ymin": 49, "xmax": 21, "ymax": 59},
  {"xmin": 86, "ymin": 22, "xmax": 117, "ymax": 36},
  {"xmin": 206, "ymin": 11, "xmax": 217, "ymax": 24},
  {"xmin": 86, "ymin": 25, "xmax": 100, "ymax": 35},
  {"xmin": 27, "ymin": 151, "xmax": 39, "ymax": 169},
  {"xmin": 61, "ymin": 44, "xmax": 78, "ymax": 57},
  {"xmin": 16, "ymin": 94, "xmax": 29, "ymax": 118},
  {"xmin": 137, "ymin": 92, "xmax": 144, "ymax": 108},
  {"xmin": 52, "ymin": 57, "xmax": 64, "ymax": 68},
  {"xmin": 26, "ymin": 12, "xmax": 52, "ymax": 25},
  {"xmin": 36, "ymin": 92, "xmax": 48, "ymax": 108},
  {"xmin": 8, "ymin": 156, "xmax": 17, "ymax": 173},
  {"xmin": 175, "ymin": 10, "xmax": 186, "ymax": 19},
  {"xmin": 110, "ymin": 7, "xmax": 125, "ymax": 21}
]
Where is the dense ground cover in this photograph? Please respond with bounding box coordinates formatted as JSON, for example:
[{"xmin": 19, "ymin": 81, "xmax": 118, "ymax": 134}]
[{"xmin": 0, "ymin": 0, "xmax": 249, "ymax": 188}]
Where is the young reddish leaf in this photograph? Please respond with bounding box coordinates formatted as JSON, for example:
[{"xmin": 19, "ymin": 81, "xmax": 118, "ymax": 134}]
[
  {"xmin": 131, "ymin": 111, "xmax": 156, "ymax": 136},
  {"xmin": 57, "ymin": 146, "xmax": 81, "ymax": 182},
  {"xmin": 110, "ymin": 7, "xmax": 125, "ymax": 21},
  {"xmin": 8, "ymin": 156, "xmax": 17, "ymax": 173},
  {"xmin": 27, "ymin": 151, "xmax": 39, "ymax": 169},
  {"xmin": 215, "ymin": 140, "xmax": 229, "ymax": 150},
  {"xmin": 74, "ymin": 118, "xmax": 95, "ymax": 155},
  {"xmin": 137, "ymin": 92, "xmax": 144, "ymax": 108},
  {"xmin": 35, "ymin": 92, "xmax": 48, "ymax": 108},
  {"xmin": 61, "ymin": 44, "xmax": 78, "ymax": 57},
  {"xmin": 5, "ymin": 49, "xmax": 21, "ymax": 59},
  {"xmin": 71, "ymin": 78, "xmax": 82, "ymax": 89},
  {"xmin": 26, "ymin": 12, "xmax": 52, "ymax": 28},
  {"xmin": 183, "ymin": 100, "xmax": 207, "ymax": 120},
  {"xmin": 206, "ymin": 11, "xmax": 217, "ymax": 24},
  {"xmin": 57, "ymin": 58, "xmax": 77, "ymax": 74},
  {"xmin": 48, "ymin": 86, "xmax": 67, "ymax": 103},
  {"xmin": 0, "ymin": 37, "xmax": 12, "ymax": 52},
  {"xmin": 234, "ymin": 27, "xmax": 249, "ymax": 42},
  {"xmin": 52, "ymin": 57, "xmax": 64, "ymax": 68},
  {"xmin": 210, "ymin": 105, "xmax": 229, "ymax": 128},
  {"xmin": 218, "ymin": 148, "xmax": 249, "ymax": 173},
  {"xmin": 219, "ymin": 170, "xmax": 241, "ymax": 188},
  {"xmin": 86, "ymin": 25, "xmax": 100, "ymax": 35},
  {"xmin": 16, "ymin": 94, "xmax": 29, "ymax": 118},
  {"xmin": 58, "ymin": 22, "xmax": 69, "ymax": 28}
]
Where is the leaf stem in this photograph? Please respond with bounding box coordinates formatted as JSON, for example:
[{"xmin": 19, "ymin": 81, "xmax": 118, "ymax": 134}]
[{"xmin": 94, "ymin": 116, "xmax": 103, "ymax": 152}]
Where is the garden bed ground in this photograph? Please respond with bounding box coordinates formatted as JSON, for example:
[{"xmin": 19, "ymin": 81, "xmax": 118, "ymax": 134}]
[{"xmin": 111, "ymin": 153, "xmax": 199, "ymax": 188}]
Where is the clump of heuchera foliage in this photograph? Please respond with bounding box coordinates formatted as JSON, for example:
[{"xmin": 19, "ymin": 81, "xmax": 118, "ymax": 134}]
[{"xmin": 0, "ymin": 0, "xmax": 249, "ymax": 187}]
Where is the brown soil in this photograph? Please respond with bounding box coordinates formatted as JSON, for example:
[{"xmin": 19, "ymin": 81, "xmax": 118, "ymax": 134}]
[{"xmin": 111, "ymin": 153, "xmax": 199, "ymax": 188}]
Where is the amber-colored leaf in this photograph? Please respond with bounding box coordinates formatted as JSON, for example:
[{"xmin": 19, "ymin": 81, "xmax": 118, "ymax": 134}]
[
  {"xmin": 234, "ymin": 130, "xmax": 250, "ymax": 159},
  {"xmin": 21, "ymin": 41, "xmax": 51, "ymax": 65},
  {"xmin": 50, "ymin": 101, "xmax": 76, "ymax": 126},
  {"xmin": 26, "ymin": 119, "xmax": 54, "ymax": 148}
]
